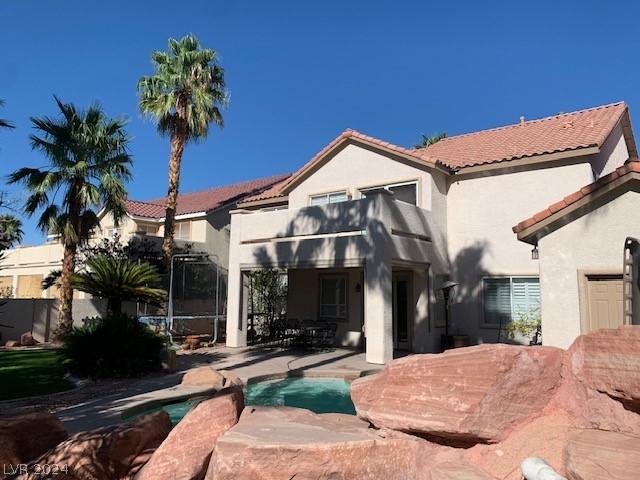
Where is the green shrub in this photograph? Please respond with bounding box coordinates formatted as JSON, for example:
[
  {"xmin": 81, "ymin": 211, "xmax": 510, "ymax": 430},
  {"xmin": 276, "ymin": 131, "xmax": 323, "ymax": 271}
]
[{"xmin": 62, "ymin": 314, "xmax": 166, "ymax": 378}]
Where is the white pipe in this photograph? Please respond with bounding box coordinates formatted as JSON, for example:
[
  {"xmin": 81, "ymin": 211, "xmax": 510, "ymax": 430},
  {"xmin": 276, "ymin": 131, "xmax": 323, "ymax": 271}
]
[{"xmin": 521, "ymin": 458, "xmax": 566, "ymax": 480}]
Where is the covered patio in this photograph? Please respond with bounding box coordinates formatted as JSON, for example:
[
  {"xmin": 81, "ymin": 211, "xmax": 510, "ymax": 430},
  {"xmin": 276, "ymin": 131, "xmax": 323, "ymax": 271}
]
[{"xmin": 225, "ymin": 190, "xmax": 448, "ymax": 364}]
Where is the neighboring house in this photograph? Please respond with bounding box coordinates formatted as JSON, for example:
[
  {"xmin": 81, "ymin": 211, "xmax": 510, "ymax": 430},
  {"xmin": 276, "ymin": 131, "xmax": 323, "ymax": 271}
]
[
  {"xmin": 225, "ymin": 101, "xmax": 640, "ymax": 364},
  {"xmin": 0, "ymin": 174, "xmax": 288, "ymax": 300}
]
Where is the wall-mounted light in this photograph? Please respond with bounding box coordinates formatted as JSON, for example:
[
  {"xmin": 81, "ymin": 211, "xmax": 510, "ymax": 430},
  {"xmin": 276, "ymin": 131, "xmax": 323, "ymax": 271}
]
[{"xmin": 531, "ymin": 245, "xmax": 539, "ymax": 260}]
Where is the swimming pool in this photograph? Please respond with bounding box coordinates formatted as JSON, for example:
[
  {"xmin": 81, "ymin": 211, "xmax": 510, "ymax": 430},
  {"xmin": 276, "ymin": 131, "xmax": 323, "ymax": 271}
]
[
  {"xmin": 126, "ymin": 377, "xmax": 356, "ymax": 424},
  {"xmin": 245, "ymin": 377, "xmax": 355, "ymax": 415}
]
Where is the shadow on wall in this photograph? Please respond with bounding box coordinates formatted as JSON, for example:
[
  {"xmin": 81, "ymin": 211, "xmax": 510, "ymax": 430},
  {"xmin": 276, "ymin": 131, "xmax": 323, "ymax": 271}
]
[
  {"xmin": 448, "ymin": 240, "xmax": 496, "ymax": 344},
  {"xmin": 0, "ymin": 298, "xmax": 134, "ymax": 343},
  {"xmin": 251, "ymin": 199, "xmax": 392, "ymax": 293}
]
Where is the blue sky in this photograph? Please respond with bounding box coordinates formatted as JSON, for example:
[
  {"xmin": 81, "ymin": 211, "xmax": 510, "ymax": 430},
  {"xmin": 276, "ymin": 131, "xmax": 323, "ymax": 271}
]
[{"xmin": 1, "ymin": 0, "xmax": 639, "ymax": 243}]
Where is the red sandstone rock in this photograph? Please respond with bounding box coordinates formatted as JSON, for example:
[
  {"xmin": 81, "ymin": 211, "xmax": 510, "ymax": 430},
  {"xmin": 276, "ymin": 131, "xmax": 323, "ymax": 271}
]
[
  {"xmin": 564, "ymin": 326, "xmax": 640, "ymax": 409},
  {"xmin": 19, "ymin": 332, "xmax": 37, "ymax": 347},
  {"xmin": 181, "ymin": 366, "xmax": 225, "ymax": 389},
  {"xmin": 0, "ymin": 413, "xmax": 67, "ymax": 472},
  {"xmin": 136, "ymin": 386, "xmax": 244, "ymax": 480},
  {"xmin": 465, "ymin": 413, "xmax": 576, "ymax": 480},
  {"xmin": 16, "ymin": 411, "xmax": 171, "ymax": 480},
  {"xmin": 351, "ymin": 344, "xmax": 564, "ymax": 443},
  {"xmin": 206, "ymin": 406, "xmax": 442, "ymax": 480},
  {"xmin": 429, "ymin": 461, "xmax": 493, "ymax": 480},
  {"xmin": 564, "ymin": 430, "xmax": 640, "ymax": 480}
]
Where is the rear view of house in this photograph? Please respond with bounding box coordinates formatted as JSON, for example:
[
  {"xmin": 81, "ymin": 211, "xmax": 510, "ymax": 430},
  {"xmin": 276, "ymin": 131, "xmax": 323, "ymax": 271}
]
[{"xmin": 225, "ymin": 102, "xmax": 640, "ymax": 363}]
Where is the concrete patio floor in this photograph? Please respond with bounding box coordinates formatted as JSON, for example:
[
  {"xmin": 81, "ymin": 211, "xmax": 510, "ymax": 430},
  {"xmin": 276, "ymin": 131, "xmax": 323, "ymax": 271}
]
[{"xmin": 0, "ymin": 346, "xmax": 383, "ymax": 433}]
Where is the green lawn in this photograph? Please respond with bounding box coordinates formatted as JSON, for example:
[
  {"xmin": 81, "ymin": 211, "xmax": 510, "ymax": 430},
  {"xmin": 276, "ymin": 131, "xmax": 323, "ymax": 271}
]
[{"xmin": 0, "ymin": 349, "xmax": 75, "ymax": 401}]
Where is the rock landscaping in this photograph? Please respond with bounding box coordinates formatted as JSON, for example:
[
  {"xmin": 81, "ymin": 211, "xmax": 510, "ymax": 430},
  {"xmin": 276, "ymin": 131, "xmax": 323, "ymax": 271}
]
[{"xmin": 1, "ymin": 325, "xmax": 639, "ymax": 479}]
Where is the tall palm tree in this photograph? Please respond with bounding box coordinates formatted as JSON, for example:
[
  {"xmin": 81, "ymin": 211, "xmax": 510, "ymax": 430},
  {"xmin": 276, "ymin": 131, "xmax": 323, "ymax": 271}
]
[
  {"xmin": 8, "ymin": 97, "xmax": 132, "ymax": 339},
  {"xmin": 71, "ymin": 255, "xmax": 166, "ymax": 317},
  {"xmin": 415, "ymin": 132, "xmax": 447, "ymax": 149},
  {"xmin": 0, "ymin": 99, "xmax": 14, "ymax": 130},
  {"xmin": 138, "ymin": 34, "xmax": 227, "ymax": 268}
]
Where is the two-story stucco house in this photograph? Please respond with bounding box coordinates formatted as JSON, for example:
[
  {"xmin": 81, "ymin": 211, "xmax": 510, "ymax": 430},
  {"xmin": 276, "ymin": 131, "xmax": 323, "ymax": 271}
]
[
  {"xmin": 225, "ymin": 102, "xmax": 640, "ymax": 364},
  {"xmin": 0, "ymin": 174, "xmax": 287, "ymax": 300}
]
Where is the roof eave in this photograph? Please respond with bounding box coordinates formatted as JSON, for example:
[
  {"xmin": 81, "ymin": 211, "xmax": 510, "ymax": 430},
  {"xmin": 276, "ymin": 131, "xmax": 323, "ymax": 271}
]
[
  {"xmin": 452, "ymin": 146, "xmax": 601, "ymax": 175},
  {"xmin": 516, "ymin": 170, "xmax": 640, "ymax": 245}
]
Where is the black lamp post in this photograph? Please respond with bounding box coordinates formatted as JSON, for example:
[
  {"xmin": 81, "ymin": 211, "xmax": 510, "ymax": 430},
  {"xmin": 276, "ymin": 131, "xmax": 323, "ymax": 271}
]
[{"xmin": 441, "ymin": 281, "xmax": 458, "ymax": 351}]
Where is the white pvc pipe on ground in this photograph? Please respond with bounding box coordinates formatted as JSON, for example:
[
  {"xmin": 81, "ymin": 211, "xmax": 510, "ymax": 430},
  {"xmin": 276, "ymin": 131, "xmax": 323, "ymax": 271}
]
[{"xmin": 521, "ymin": 458, "xmax": 567, "ymax": 480}]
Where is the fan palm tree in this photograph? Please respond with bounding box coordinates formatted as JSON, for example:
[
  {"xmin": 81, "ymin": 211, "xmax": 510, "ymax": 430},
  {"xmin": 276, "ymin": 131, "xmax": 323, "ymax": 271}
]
[
  {"xmin": 71, "ymin": 255, "xmax": 166, "ymax": 316},
  {"xmin": 0, "ymin": 99, "xmax": 14, "ymax": 130},
  {"xmin": 415, "ymin": 132, "xmax": 447, "ymax": 149},
  {"xmin": 138, "ymin": 34, "xmax": 227, "ymax": 268},
  {"xmin": 0, "ymin": 215, "xmax": 23, "ymax": 251},
  {"xmin": 8, "ymin": 97, "xmax": 132, "ymax": 339}
]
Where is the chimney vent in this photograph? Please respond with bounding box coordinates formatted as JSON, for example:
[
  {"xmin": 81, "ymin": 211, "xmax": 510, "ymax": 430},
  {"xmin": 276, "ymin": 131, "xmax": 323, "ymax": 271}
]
[{"xmin": 519, "ymin": 116, "xmax": 525, "ymax": 126}]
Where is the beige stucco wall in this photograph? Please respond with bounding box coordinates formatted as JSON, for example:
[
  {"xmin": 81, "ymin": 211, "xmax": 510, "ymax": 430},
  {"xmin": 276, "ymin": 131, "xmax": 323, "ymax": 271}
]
[
  {"xmin": 591, "ymin": 121, "xmax": 629, "ymax": 177},
  {"xmin": 287, "ymin": 143, "xmax": 442, "ymax": 212},
  {"xmin": 447, "ymin": 161, "xmax": 598, "ymax": 342},
  {"xmin": 538, "ymin": 188, "xmax": 640, "ymax": 348}
]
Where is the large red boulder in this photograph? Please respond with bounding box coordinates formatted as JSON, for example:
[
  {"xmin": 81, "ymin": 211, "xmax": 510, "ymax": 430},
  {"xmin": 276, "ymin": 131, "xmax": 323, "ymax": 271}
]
[
  {"xmin": 564, "ymin": 430, "xmax": 640, "ymax": 480},
  {"xmin": 15, "ymin": 411, "xmax": 171, "ymax": 480},
  {"xmin": 351, "ymin": 344, "xmax": 564, "ymax": 443},
  {"xmin": 0, "ymin": 413, "xmax": 67, "ymax": 473},
  {"xmin": 206, "ymin": 406, "xmax": 444, "ymax": 480},
  {"xmin": 464, "ymin": 413, "xmax": 576, "ymax": 480},
  {"xmin": 136, "ymin": 386, "xmax": 244, "ymax": 480},
  {"xmin": 564, "ymin": 326, "xmax": 640, "ymax": 409}
]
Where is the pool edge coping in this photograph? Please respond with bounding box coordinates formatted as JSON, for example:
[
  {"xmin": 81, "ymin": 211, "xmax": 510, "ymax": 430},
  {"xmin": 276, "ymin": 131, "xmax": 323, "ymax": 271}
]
[{"xmin": 120, "ymin": 367, "xmax": 380, "ymax": 421}]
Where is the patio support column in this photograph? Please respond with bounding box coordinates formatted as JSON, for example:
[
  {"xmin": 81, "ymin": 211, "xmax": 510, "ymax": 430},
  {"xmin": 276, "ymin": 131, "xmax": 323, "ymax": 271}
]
[
  {"xmin": 226, "ymin": 210, "xmax": 250, "ymax": 348},
  {"xmin": 364, "ymin": 189, "xmax": 394, "ymax": 364}
]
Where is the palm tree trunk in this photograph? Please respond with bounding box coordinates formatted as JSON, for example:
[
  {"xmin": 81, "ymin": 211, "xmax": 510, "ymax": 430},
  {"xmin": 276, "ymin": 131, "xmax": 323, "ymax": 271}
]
[
  {"xmin": 55, "ymin": 242, "xmax": 77, "ymax": 341},
  {"xmin": 162, "ymin": 112, "xmax": 188, "ymax": 270}
]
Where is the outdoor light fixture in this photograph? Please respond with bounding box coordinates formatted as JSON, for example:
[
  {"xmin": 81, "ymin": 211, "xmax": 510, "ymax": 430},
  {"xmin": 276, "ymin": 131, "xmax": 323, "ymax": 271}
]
[
  {"xmin": 355, "ymin": 283, "xmax": 362, "ymax": 293},
  {"xmin": 440, "ymin": 281, "xmax": 458, "ymax": 351},
  {"xmin": 531, "ymin": 245, "xmax": 539, "ymax": 260}
]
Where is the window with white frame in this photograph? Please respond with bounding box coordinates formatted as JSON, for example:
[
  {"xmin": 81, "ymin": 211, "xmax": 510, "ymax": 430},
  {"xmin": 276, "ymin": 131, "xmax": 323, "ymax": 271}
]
[
  {"xmin": 310, "ymin": 190, "xmax": 348, "ymax": 206},
  {"xmin": 360, "ymin": 181, "xmax": 418, "ymax": 205},
  {"xmin": 319, "ymin": 274, "xmax": 347, "ymax": 321},
  {"xmin": 136, "ymin": 223, "xmax": 158, "ymax": 235},
  {"xmin": 174, "ymin": 221, "xmax": 191, "ymax": 240},
  {"xmin": 482, "ymin": 276, "xmax": 540, "ymax": 326}
]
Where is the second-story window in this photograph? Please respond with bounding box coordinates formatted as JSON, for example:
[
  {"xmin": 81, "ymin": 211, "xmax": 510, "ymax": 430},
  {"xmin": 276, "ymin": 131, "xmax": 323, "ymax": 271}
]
[
  {"xmin": 360, "ymin": 181, "xmax": 418, "ymax": 205},
  {"xmin": 175, "ymin": 221, "xmax": 191, "ymax": 240},
  {"xmin": 310, "ymin": 190, "xmax": 348, "ymax": 206},
  {"xmin": 136, "ymin": 223, "xmax": 157, "ymax": 235}
]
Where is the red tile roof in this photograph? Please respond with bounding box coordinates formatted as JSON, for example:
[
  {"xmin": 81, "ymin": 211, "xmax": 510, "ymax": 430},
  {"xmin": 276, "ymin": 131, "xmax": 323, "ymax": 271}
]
[
  {"xmin": 418, "ymin": 102, "xmax": 628, "ymax": 169},
  {"xmin": 125, "ymin": 174, "xmax": 290, "ymax": 219},
  {"xmin": 513, "ymin": 161, "xmax": 640, "ymax": 235}
]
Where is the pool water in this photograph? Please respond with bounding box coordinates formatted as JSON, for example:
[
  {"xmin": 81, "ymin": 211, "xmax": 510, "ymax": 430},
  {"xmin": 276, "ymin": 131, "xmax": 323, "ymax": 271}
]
[
  {"xmin": 127, "ymin": 377, "xmax": 355, "ymax": 425},
  {"xmin": 245, "ymin": 377, "xmax": 355, "ymax": 415}
]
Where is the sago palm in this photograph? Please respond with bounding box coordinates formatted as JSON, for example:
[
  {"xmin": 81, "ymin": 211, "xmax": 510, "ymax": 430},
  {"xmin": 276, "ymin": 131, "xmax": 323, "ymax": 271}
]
[
  {"xmin": 71, "ymin": 255, "xmax": 166, "ymax": 316},
  {"xmin": 138, "ymin": 34, "xmax": 227, "ymax": 268},
  {"xmin": 8, "ymin": 97, "xmax": 132, "ymax": 339}
]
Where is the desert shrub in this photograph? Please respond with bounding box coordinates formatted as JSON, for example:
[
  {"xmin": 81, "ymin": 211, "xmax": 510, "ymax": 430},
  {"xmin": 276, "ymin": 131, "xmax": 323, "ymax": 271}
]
[
  {"xmin": 62, "ymin": 314, "xmax": 166, "ymax": 378},
  {"xmin": 504, "ymin": 310, "xmax": 542, "ymax": 345}
]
